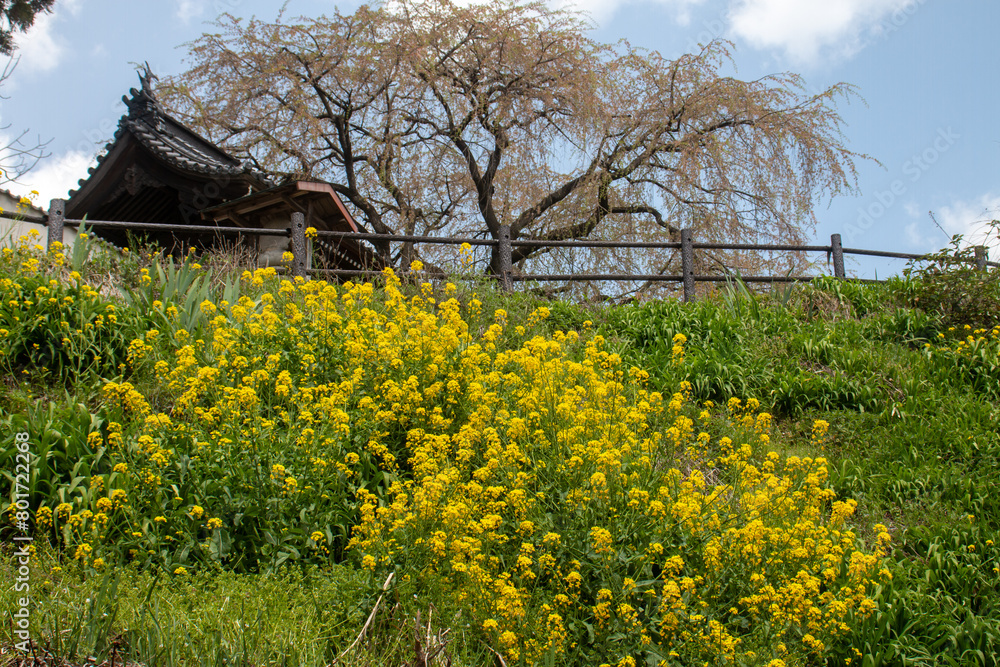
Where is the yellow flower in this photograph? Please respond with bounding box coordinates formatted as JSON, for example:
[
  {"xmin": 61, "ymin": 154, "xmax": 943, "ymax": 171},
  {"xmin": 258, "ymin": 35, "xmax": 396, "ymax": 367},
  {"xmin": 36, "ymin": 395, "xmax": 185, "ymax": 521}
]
[
  {"xmin": 590, "ymin": 526, "xmax": 613, "ymax": 554},
  {"xmin": 173, "ymin": 567, "xmax": 188, "ymax": 576},
  {"xmin": 55, "ymin": 502, "xmax": 72, "ymax": 520},
  {"xmin": 110, "ymin": 489, "xmax": 128, "ymax": 507},
  {"xmin": 36, "ymin": 506, "xmax": 53, "ymax": 527}
]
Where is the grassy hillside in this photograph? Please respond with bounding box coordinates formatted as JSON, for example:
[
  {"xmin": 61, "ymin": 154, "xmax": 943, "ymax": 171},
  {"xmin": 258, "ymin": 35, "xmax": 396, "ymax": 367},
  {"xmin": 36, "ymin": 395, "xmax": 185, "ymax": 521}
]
[{"xmin": 2, "ymin": 230, "xmax": 999, "ymax": 666}]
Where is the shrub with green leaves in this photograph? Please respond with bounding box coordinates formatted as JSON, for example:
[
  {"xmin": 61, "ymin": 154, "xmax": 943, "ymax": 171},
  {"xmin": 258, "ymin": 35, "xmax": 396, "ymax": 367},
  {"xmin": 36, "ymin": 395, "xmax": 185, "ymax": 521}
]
[
  {"xmin": 0, "ymin": 233, "xmax": 140, "ymax": 381},
  {"xmin": 895, "ymin": 222, "xmax": 1000, "ymax": 329}
]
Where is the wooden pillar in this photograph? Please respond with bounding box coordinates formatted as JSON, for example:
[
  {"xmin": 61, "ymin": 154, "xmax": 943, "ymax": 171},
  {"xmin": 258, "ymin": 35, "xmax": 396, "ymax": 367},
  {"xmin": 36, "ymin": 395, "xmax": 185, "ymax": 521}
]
[
  {"xmin": 830, "ymin": 233, "xmax": 846, "ymax": 279},
  {"xmin": 47, "ymin": 199, "xmax": 65, "ymax": 251},
  {"xmin": 290, "ymin": 212, "xmax": 307, "ymax": 279},
  {"xmin": 681, "ymin": 228, "xmax": 695, "ymax": 302}
]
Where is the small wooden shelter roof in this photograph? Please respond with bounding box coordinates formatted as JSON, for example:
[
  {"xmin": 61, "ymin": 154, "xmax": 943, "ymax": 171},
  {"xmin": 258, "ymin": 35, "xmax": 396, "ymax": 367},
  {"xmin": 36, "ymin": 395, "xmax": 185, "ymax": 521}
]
[
  {"xmin": 200, "ymin": 181, "xmax": 361, "ymax": 233},
  {"xmin": 201, "ymin": 181, "xmax": 375, "ymax": 272}
]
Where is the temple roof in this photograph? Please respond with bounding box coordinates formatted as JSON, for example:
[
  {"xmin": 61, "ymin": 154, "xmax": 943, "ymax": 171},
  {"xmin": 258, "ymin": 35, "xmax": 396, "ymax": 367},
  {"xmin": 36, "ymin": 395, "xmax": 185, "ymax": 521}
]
[
  {"xmin": 65, "ymin": 67, "xmax": 271, "ymax": 223},
  {"xmin": 114, "ymin": 67, "xmax": 268, "ymax": 180},
  {"xmin": 60, "ymin": 68, "xmax": 379, "ymax": 273}
]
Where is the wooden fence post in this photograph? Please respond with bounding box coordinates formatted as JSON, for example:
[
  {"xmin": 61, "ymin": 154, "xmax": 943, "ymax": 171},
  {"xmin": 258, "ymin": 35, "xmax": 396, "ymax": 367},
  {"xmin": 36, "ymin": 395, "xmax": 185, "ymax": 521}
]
[
  {"xmin": 974, "ymin": 246, "xmax": 987, "ymax": 271},
  {"xmin": 830, "ymin": 233, "xmax": 845, "ymax": 279},
  {"xmin": 498, "ymin": 225, "xmax": 514, "ymax": 293},
  {"xmin": 290, "ymin": 212, "xmax": 307, "ymax": 279},
  {"xmin": 681, "ymin": 228, "xmax": 695, "ymax": 302},
  {"xmin": 48, "ymin": 199, "xmax": 65, "ymax": 251}
]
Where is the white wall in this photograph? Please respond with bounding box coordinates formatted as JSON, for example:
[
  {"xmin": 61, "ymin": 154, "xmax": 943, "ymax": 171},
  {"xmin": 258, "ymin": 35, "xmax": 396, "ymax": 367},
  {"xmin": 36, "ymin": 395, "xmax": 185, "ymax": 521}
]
[{"xmin": 0, "ymin": 190, "xmax": 79, "ymax": 251}]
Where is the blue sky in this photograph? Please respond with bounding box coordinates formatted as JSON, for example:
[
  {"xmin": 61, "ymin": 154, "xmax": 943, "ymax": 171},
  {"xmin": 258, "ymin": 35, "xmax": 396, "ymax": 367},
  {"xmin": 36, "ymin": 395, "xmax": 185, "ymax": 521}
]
[{"xmin": 2, "ymin": 0, "xmax": 997, "ymax": 277}]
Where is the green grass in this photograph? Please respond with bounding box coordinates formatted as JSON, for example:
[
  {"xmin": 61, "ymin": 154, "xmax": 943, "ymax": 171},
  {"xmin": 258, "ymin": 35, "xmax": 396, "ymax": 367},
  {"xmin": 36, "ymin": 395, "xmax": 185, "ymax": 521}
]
[{"xmin": 0, "ymin": 543, "xmax": 461, "ymax": 666}]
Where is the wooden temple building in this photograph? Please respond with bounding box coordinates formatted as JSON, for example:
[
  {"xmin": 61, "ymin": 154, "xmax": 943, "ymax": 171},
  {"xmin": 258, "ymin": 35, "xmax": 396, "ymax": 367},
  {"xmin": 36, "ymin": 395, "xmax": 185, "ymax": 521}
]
[{"xmin": 65, "ymin": 70, "xmax": 377, "ymax": 273}]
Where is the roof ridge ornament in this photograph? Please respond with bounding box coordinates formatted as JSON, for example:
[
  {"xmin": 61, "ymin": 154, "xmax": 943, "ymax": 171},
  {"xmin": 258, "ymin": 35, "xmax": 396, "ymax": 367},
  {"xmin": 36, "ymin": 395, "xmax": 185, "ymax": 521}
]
[
  {"xmin": 123, "ymin": 62, "xmax": 166, "ymax": 130},
  {"xmin": 138, "ymin": 62, "xmax": 158, "ymax": 97}
]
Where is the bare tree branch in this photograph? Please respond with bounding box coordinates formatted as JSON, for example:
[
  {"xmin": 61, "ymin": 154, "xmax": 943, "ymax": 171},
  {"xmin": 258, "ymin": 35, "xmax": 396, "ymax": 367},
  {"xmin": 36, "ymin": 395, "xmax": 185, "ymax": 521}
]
[{"xmin": 160, "ymin": 0, "xmax": 870, "ymax": 287}]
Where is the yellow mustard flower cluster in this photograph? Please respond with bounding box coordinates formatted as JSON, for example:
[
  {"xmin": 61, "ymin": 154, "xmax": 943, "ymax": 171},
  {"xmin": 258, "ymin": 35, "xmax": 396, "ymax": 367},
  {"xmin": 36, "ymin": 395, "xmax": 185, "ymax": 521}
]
[
  {"xmin": 926, "ymin": 324, "xmax": 1000, "ymax": 360},
  {"xmin": 11, "ymin": 252, "xmax": 885, "ymax": 662},
  {"xmin": 350, "ymin": 380, "xmax": 886, "ymax": 663},
  {"xmin": 0, "ymin": 235, "xmax": 128, "ymax": 376}
]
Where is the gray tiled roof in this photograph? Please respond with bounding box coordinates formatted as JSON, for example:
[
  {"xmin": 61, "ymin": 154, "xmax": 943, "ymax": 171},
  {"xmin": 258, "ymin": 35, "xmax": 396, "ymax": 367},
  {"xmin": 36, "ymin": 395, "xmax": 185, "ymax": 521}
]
[
  {"xmin": 126, "ymin": 115, "xmax": 249, "ymax": 176},
  {"xmin": 69, "ymin": 68, "xmax": 272, "ymax": 198}
]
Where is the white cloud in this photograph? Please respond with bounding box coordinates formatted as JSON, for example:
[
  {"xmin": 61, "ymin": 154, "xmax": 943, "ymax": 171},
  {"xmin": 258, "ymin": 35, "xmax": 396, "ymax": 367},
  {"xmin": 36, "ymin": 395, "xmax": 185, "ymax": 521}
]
[
  {"xmin": 728, "ymin": 0, "xmax": 923, "ymax": 64},
  {"xmin": 176, "ymin": 0, "xmax": 204, "ymax": 24},
  {"xmin": 15, "ymin": 11, "xmax": 64, "ymax": 73},
  {"xmin": 61, "ymin": 0, "xmax": 84, "ymax": 15},
  {"xmin": 904, "ymin": 219, "xmax": 926, "ymax": 248},
  {"xmin": 15, "ymin": 150, "xmax": 96, "ymax": 205},
  {"xmin": 452, "ymin": 0, "xmax": 705, "ymax": 27},
  {"xmin": 935, "ymin": 193, "xmax": 1000, "ymax": 251},
  {"xmin": 1, "ymin": 3, "xmax": 86, "ymax": 85},
  {"xmin": 406, "ymin": 0, "xmax": 708, "ymax": 33},
  {"xmin": 900, "ymin": 202, "xmax": 937, "ymax": 248}
]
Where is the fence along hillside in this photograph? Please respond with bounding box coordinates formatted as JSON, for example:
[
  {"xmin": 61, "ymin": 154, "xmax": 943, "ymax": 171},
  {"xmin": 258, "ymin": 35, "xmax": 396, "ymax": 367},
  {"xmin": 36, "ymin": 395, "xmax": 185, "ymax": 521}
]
[{"xmin": 42, "ymin": 198, "xmax": 997, "ymax": 302}]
